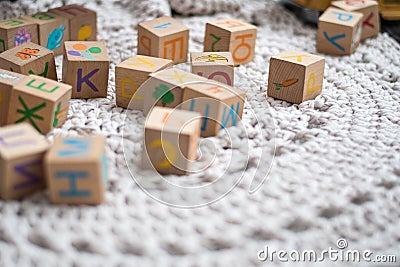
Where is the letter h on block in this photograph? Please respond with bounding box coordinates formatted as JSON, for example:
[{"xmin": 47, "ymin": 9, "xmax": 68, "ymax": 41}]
[
  {"xmin": 137, "ymin": 16, "xmax": 189, "ymax": 64},
  {"xmin": 44, "ymin": 135, "xmax": 108, "ymax": 205},
  {"xmin": 317, "ymin": 7, "xmax": 363, "ymax": 55},
  {"xmin": 0, "ymin": 123, "xmax": 50, "ymax": 200}
]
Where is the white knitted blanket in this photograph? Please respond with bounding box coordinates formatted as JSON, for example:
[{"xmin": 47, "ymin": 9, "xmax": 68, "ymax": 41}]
[{"xmin": 0, "ymin": 0, "xmax": 399, "ymax": 266}]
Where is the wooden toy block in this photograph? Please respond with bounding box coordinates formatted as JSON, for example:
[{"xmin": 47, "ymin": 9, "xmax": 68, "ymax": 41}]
[
  {"xmin": 49, "ymin": 5, "xmax": 97, "ymax": 41},
  {"xmin": 137, "ymin": 16, "xmax": 189, "ymax": 64},
  {"xmin": 203, "ymin": 19, "xmax": 257, "ymax": 65},
  {"xmin": 317, "ymin": 7, "xmax": 364, "ymax": 55},
  {"xmin": 142, "ymin": 107, "xmax": 201, "ymax": 175},
  {"xmin": 181, "ymin": 82, "xmax": 246, "ymax": 137},
  {"xmin": 190, "ymin": 52, "xmax": 234, "ymax": 86},
  {"xmin": 0, "ymin": 18, "xmax": 39, "ymax": 53},
  {"xmin": 115, "ymin": 55, "xmax": 173, "ymax": 110},
  {"xmin": 0, "ymin": 69, "xmax": 25, "ymax": 126},
  {"xmin": 63, "ymin": 41, "xmax": 110, "ymax": 99},
  {"xmin": 0, "ymin": 123, "xmax": 50, "ymax": 200},
  {"xmin": 267, "ymin": 50, "xmax": 325, "ymax": 104},
  {"xmin": 8, "ymin": 74, "xmax": 72, "ymax": 134},
  {"xmin": 21, "ymin": 11, "xmax": 69, "ymax": 55},
  {"xmin": 44, "ymin": 135, "xmax": 107, "ymax": 205},
  {"xmin": 331, "ymin": 0, "xmax": 380, "ymax": 40},
  {"xmin": 0, "ymin": 42, "xmax": 57, "ymax": 80},
  {"xmin": 142, "ymin": 68, "xmax": 207, "ymax": 115}
]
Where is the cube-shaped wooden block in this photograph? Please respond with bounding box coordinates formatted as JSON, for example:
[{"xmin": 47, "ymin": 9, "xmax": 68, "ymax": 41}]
[
  {"xmin": 138, "ymin": 16, "xmax": 189, "ymax": 64},
  {"xmin": 181, "ymin": 82, "xmax": 246, "ymax": 137},
  {"xmin": 143, "ymin": 107, "xmax": 201, "ymax": 175},
  {"xmin": 142, "ymin": 68, "xmax": 207, "ymax": 115},
  {"xmin": 44, "ymin": 135, "xmax": 107, "ymax": 205},
  {"xmin": 21, "ymin": 12, "xmax": 69, "ymax": 55},
  {"xmin": 0, "ymin": 42, "xmax": 57, "ymax": 80},
  {"xmin": 8, "ymin": 75, "xmax": 72, "ymax": 134},
  {"xmin": 331, "ymin": 0, "xmax": 380, "ymax": 40},
  {"xmin": 204, "ymin": 19, "xmax": 257, "ymax": 65},
  {"xmin": 115, "ymin": 55, "xmax": 173, "ymax": 110},
  {"xmin": 317, "ymin": 7, "xmax": 363, "ymax": 55},
  {"xmin": 49, "ymin": 4, "xmax": 97, "ymax": 41},
  {"xmin": 0, "ymin": 69, "xmax": 25, "ymax": 126},
  {"xmin": 190, "ymin": 52, "xmax": 234, "ymax": 86},
  {"xmin": 0, "ymin": 123, "xmax": 49, "ymax": 200},
  {"xmin": 267, "ymin": 51, "xmax": 325, "ymax": 104},
  {"xmin": 0, "ymin": 18, "xmax": 39, "ymax": 53},
  {"xmin": 63, "ymin": 41, "xmax": 110, "ymax": 99}
]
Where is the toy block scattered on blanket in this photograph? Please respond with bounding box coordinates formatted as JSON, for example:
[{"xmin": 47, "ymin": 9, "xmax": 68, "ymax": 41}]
[
  {"xmin": 0, "ymin": 18, "xmax": 39, "ymax": 53},
  {"xmin": 142, "ymin": 107, "xmax": 201, "ymax": 175},
  {"xmin": 190, "ymin": 52, "xmax": 234, "ymax": 86},
  {"xmin": 21, "ymin": 12, "xmax": 69, "ymax": 55},
  {"xmin": 8, "ymin": 75, "xmax": 72, "ymax": 134},
  {"xmin": 317, "ymin": 7, "xmax": 363, "ymax": 55},
  {"xmin": 45, "ymin": 135, "xmax": 107, "ymax": 205},
  {"xmin": 0, "ymin": 69, "xmax": 25, "ymax": 126},
  {"xmin": 0, "ymin": 42, "xmax": 57, "ymax": 80},
  {"xmin": 49, "ymin": 4, "xmax": 97, "ymax": 41},
  {"xmin": 331, "ymin": 0, "xmax": 380, "ymax": 40},
  {"xmin": 138, "ymin": 16, "xmax": 189, "ymax": 64},
  {"xmin": 63, "ymin": 41, "xmax": 109, "ymax": 99},
  {"xmin": 267, "ymin": 50, "xmax": 325, "ymax": 104},
  {"xmin": 142, "ymin": 68, "xmax": 207, "ymax": 115},
  {"xmin": 203, "ymin": 19, "xmax": 257, "ymax": 65},
  {"xmin": 181, "ymin": 82, "xmax": 246, "ymax": 137},
  {"xmin": 115, "ymin": 55, "xmax": 173, "ymax": 110},
  {"xmin": 0, "ymin": 123, "xmax": 49, "ymax": 200}
]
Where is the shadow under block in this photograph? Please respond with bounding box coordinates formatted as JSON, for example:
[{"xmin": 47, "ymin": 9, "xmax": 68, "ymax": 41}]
[
  {"xmin": 190, "ymin": 52, "xmax": 234, "ymax": 86},
  {"xmin": 203, "ymin": 19, "xmax": 257, "ymax": 65},
  {"xmin": 137, "ymin": 16, "xmax": 189, "ymax": 64},
  {"xmin": 0, "ymin": 123, "xmax": 50, "ymax": 200},
  {"xmin": 267, "ymin": 50, "xmax": 325, "ymax": 104},
  {"xmin": 0, "ymin": 42, "xmax": 57, "ymax": 80},
  {"xmin": 44, "ymin": 135, "xmax": 107, "ymax": 205},
  {"xmin": 8, "ymin": 74, "xmax": 72, "ymax": 134},
  {"xmin": 181, "ymin": 82, "xmax": 246, "ymax": 137},
  {"xmin": 331, "ymin": 0, "xmax": 380, "ymax": 40},
  {"xmin": 317, "ymin": 7, "xmax": 364, "ymax": 55},
  {"xmin": 0, "ymin": 18, "xmax": 39, "ymax": 53},
  {"xmin": 21, "ymin": 12, "xmax": 69, "ymax": 55},
  {"xmin": 142, "ymin": 68, "xmax": 207, "ymax": 115},
  {"xmin": 142, "ymin": 107, "xmax": 201, "ymax": 175},
  {"xmin": 49, "ymin": 4, "xmax": 97, "ymax": 41},
  {"xmin": 115, "ymin": 55, "xmax": 173, "ymax": 110},
  {"xmin": 0, "ymin": 69, "xmax": 26, "ymax": 126},
  {"xmin": 63, "ymin": 41, "xmax": 110, "ymax": 99}
]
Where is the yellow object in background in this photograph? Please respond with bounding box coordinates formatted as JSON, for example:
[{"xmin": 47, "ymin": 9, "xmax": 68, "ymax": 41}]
[
  {"xmin": 293, "ymin": 0, "xmax": 332, "ymax": 11},
  {"xmin": 379, "ymin": 0, "xmax": 400, "ymax": 20}
]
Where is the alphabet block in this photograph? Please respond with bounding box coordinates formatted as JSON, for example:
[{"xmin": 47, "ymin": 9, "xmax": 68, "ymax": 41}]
[
  {"xmin": 0, "ymin": 18, "xmax": 39, "ymax": 53},
  {"xmin": 203, "ymin": 19, "xmax": 257, "ymax": 65},
  {"xmin": 317, "ymin": 7, "xmax": 363, "ymax": 55},
  {"xmin": 181, "ymin": 82, "xmax": 246, "ymax": 137},
  {"xmin": 267, "ymin": 50, "xmax": 325, "ymax": 104},
  {"xmin": 0, "ymin": 42, "xmax": 57, "ymax": 80},
  {"xmin": 115, "ymin": 55, "xmax": 173, "ymax": 110},
  {"xmin": 8, "ymin": 74, "xmax": 72, "ymax": 134},
  {"xmin": 331, "ymin": 0, "xmax": 380, "ymax": 40},
  {"xmin": 142, "ymin": 107, "xmax": 201, "ymax": 175},
  {"xmin": 44, "ymin": 135, "xmax": 107, "ymax": 205},
  {"xmin": 0, "ymin": 69, "xmax": 25, "ymax": 126},
  {"xmin": 190, "ymin": 52, "xmax": 234, "ymax": 86},
  {"xmin": 137, "ymin": 16, "xmax": 189, "ymax": 64},
  {"xmin": 21, "ymin": 12, "xmax": 69, "ymax": 55},
  {"xmin": 142, "ymin": 68, "xmax": 207, "ymax": 115},
  {"xmin": 63, "ymin": 41, "xmax": 110, "ymax": 99},
  {"xmin": 0, "ymin": 123, "xmax": 50, "ymax": 200},
  {"xmin": 49, "ymin": 4, "xmax": 97, "ymax": 41}
]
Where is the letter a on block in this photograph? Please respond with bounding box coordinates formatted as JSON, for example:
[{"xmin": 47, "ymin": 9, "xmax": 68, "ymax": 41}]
[
  {"xmin": 13, "ymin": 158, "xmax": 43, "ymax": 190},
  {"xmin": 323, "ymin": 32, "xmax": 346, "ymax": 52},
  {"xmin": 77, "ymin": 68, "xmax": 99, "ymax": 92}
]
